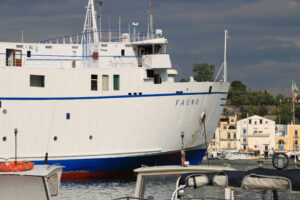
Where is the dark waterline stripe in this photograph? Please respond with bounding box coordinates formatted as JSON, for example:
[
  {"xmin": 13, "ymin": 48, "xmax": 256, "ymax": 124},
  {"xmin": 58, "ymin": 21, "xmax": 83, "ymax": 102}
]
[{"xmin": 0, "ymin": 92, "xmax": 227, "ymax": 101}]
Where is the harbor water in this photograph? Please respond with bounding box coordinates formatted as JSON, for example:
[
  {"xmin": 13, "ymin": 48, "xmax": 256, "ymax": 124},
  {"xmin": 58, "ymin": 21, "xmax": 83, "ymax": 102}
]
[{"xmin": 56, "ymin": 159, "xmax": 300, "ymax": 200}]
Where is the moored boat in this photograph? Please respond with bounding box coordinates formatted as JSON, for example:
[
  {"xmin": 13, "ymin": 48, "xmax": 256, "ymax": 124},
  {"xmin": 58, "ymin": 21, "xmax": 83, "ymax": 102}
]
[{"xmin": 0, "ymin": 0, "xmax": 229, "ymax": 180}]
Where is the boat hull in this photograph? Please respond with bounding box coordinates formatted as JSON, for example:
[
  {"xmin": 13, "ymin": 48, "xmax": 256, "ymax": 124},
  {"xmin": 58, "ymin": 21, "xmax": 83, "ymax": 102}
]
[{"xmin": 35, "ymin": 148, "xmax": 206, "ymax": 180}]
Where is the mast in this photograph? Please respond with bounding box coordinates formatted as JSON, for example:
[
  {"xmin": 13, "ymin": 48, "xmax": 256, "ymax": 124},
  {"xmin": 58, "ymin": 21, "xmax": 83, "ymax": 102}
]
[
  {"xmin": 82, "ymin": 0, "xmax": 99, "ymax": 43},
  {"xmin": 223, "ymin": 30, "xmax": 228, "ymax": 82},
  {"xmin": 149, "ymin": 0, "xmax": 153, "ymax": 37}
]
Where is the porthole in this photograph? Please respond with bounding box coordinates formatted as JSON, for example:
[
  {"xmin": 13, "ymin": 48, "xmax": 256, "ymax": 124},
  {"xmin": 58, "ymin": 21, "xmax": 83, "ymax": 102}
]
[
  {"xmin": 3, "ymin": 137, "xmax": 7, "ymax": 142},
  {"xmin": 3, "ymin": 109, "xmax": 7, "ymax": 114},
  {"xmin": 89, "ymin": 135, "xmax": 93, "ymax": 140},
  {"xmin": 53, "ymin": 136, "xmax": 58, "ymax": 141}
]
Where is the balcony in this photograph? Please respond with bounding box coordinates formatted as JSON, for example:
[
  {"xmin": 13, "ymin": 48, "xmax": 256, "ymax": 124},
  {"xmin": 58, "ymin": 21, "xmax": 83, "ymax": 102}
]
[{"xmin": 220, "ymin": 138, "xmax": 236, "ymax": 141}]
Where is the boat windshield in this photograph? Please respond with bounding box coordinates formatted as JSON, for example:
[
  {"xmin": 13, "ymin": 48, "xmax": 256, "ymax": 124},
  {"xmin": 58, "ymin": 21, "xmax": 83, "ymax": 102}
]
[
  {"xmin": 141, "ymin": 174, "xmax": 180, "ymax": 200},
  {"xmin": 141, "ymin": 174, "xmax": 226, "ymax": 200}
]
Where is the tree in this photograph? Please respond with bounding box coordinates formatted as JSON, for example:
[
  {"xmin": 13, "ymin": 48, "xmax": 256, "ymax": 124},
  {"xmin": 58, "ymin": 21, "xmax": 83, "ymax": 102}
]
[
  {"xmin": 192, "ymin": 63, "xmax": 215, "ymax": 82},
  {"xmin": 230, "ymin": 81, "xmax": 247, "ymax": 92},
  {"xmin": 227, "ymin": 80, "xmax": 247, "ymax": 107}
]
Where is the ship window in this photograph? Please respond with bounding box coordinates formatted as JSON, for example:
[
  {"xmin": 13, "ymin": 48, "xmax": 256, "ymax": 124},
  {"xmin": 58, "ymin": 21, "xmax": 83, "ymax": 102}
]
[
  {"xmin": 53, "ymin": 136, "xmax": 57, "ymax": 141},
  {"xmin": 91, "ymin": 74, "xmax": 98, "ymax": 91},
  {"xmin": 2, "ymin": 137, "xmax": 6, "ymax": 142},
  {"xmin": 146, "ymin": 70, "xmax": 154, "ymax": 78},
  {"xmin": 66, "ymin": 113, "xmax": 70, "ymax": 120},
  {"xmin": 0, "ymin": 101, "xmax": 1, "ymax": 108},
  {"xmin": 30, "ymin": 75, "xmax": 45, "ymax": 87},
  {"xmin": 27, "ymin": 51, "xmax": 31, "ymax": 58},
  {"xmin": 45, "ymin": 45, "xmax": 52, "ymax": 49},
  {"xmin": 121, "ymin": 49, "xmax": 125, "ymax": 56},
  {"xmin": 209, "ymin": 86, "xmax": 212, "ymax": 93},
  {"xmin": 102, "ymin": 75, "xmax": 109, "ymax": 91},
  {"xmin": 113, "ymin": 75, "xmax": 120, "ymax": 90}
]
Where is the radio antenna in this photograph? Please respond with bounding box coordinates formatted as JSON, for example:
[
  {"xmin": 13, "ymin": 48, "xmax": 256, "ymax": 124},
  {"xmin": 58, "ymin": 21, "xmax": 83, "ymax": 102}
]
[{"xmin": 149, "ymin": 0, "xmax": 153, "ymax": 37}]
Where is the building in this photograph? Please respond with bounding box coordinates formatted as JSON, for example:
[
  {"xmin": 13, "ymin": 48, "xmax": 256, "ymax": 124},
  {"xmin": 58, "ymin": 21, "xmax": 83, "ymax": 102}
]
[
  {"xmin": 208, "ymin": 115, "xmax": 238, "ymax": 153},
  {"xmin": 237, "ymin": 115, "xmax": 275, "ymax": 156},
  {"xmin": 275, "ymin": 125, "xmax": 300, "ymax": 153},
  {"xmin": 275, "ymin": 125, "xmax": 289, "ymax": 152}
]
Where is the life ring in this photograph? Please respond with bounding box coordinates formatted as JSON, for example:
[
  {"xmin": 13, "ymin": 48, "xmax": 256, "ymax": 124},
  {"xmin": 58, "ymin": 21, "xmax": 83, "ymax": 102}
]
[{"xmin": 0, "ymin": 161, "xmax": 34, "ymax": 172}]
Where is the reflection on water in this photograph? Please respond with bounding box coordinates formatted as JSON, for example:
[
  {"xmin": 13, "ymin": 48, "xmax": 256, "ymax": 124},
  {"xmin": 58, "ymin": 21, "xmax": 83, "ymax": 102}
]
[{"xmin": 56, "ymin": 160, "xmax": 300, "ymax": 200}]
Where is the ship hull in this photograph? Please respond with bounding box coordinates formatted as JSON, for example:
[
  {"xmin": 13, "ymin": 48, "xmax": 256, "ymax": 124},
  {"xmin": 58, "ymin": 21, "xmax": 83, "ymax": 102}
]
[
  {"xmin": 35, "ymin": 148, "xmax": 206, "ymax": 180},
  {"xmin": 0, "ymin": 67, "xmax": 229, "ymax": 180}
]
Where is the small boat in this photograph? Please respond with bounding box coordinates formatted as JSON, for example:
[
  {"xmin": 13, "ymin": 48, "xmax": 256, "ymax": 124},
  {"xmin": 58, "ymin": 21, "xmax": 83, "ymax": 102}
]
[
  {"xmin": 0, "ymin": 129, "xmax": 63, "ymax": 200},
  {"xmin": 112, "ymin": 163, "xmax": 235, "ymax": 200},
  {"xmin": 113, "ymin": 153, "xmax": 300, "ymax": 200},
  {"xmin": 0, "ymin": 162, "xmax": 63, "ymax": 200}
]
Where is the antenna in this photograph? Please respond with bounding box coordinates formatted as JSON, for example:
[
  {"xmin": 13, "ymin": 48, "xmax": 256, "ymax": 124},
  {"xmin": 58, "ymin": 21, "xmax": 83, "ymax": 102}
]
[
  {"xmin": 224, "ymin": 30, "xmax": 229, "ymax": 82},
  {"xmin": 149, "ymin": 0, "xmax": 153, "ymax": 37}
]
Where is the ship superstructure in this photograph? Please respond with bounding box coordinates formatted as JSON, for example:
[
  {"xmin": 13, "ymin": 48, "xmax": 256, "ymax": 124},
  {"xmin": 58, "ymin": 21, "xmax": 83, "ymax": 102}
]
[{"xmin": 0, "ymin": 0, "xmax": 229, "ymax": 180}]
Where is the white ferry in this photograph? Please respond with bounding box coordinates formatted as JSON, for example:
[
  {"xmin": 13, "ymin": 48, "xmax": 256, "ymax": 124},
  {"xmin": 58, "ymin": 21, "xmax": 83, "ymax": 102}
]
[{"xmin": 0, "ymin": 0, "xmax": 229, "ymax": 180}]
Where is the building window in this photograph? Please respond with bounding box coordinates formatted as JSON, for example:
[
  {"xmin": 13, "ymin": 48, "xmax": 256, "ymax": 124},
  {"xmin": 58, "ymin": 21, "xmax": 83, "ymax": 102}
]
[
  {"xmin": 233, "ymin": 133, "xmax": 236, "ymax": 139},
  {"xmin": 102, "ymin": 75, "xmax": 109, "ymax": 91},
  {"xmin": 295, "ymin": 130, "xmax": 298, "ymax": 138},
  {"xmin": 279, "ymin": 140, "xmax": 285, "ymax": 149},
  {"xmin": 260, "ymin": 119, "xmax": 263, "ymax": 124},
  {"xmin": 91, "ymin": 74, "xmax": 98, "ymax": 91},
  {"xmin": 243, "ymin": 128, "xmax": 246, "ymax": 135},
  {"xmin": 243, "ymin": 145, "xmax": 246, "ymax": 150},
  {"xmin": 30, "ymin": 75, "xmax": 45, "ymax": 87},
  {"xmin": 255, "ymin": 121, "xmax": 257, "ymax": 125},
  {"xmin": 113, "ymin": 75, "xmax": 120, "ymax": 90},
  {"xmin": 249, "ymin": 119, "xmax": 252, "ymax": 124},
  {"xmin": 227, "ymin": 133, "xmax": 230, "ymax": 139}
]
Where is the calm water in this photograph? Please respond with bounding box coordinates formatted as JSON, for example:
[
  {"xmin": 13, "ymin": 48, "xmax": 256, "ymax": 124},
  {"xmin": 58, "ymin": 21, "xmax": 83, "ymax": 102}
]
[{"xmin": 56, "ymin": 159, "xmax": 300, "ymax": 200}]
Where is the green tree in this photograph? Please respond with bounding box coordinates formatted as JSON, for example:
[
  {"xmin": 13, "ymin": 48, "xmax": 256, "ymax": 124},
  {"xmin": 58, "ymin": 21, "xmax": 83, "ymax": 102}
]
[
  {"xmin": 241, "ymin": 106, "xmax": 257, "ymax": 118},
  {"xmin": 227, "ymin": 80, "xmax": 247, "ymax": 107},
  {"xmin": 230, "ymin": 81, "xmax": 247, "ymax": 92},
  {"xmin": 192, "ymin": 63, "xmax": 215, "ymax": 82},
  {"xmin": 259, "ymin": 105, "xmax": 268, "ymax": 116},
  {"xmin": 276, "ymin": 104, "xmax": 292, "ymax": 124}
]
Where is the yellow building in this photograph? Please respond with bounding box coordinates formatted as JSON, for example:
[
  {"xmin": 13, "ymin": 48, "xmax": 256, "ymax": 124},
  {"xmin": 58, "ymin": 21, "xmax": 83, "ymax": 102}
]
[
  {"xmin": 208, "ymin": 115, "xmax": 238, "ymax": 153},
  {"xmin": 275, "ymin": 125, "xmax": 300, "ymax": 152},
  {"xmin": 288, "ymin": 125, "xmax": 300, "ymax": 151}
]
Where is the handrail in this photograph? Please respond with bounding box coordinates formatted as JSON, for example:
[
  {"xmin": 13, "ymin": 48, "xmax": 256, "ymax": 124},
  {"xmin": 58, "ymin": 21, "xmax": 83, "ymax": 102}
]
[{"xmin": 39, "ymin": 30, "xmax": 158, "ymax": 44}]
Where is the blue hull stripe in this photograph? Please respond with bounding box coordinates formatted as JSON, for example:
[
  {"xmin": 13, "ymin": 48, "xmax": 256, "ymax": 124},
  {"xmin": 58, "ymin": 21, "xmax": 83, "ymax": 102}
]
[
  {"xmin": 0, "ymin": 92, "xmax": 227, "ymax": 101},
  {"xmin": 34, "ymin": 148, "xmax": 206, "ymax": 172}
]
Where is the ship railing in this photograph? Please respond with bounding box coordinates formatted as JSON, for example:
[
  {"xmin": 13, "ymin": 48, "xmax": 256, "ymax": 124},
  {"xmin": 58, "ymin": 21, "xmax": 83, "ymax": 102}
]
[{"xmin": 39, "ymin": 30, "xmax": 159, "ymax": 44}]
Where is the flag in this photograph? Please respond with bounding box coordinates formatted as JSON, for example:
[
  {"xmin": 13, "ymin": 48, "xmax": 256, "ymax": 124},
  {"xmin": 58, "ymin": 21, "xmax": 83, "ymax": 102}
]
[{"xmin": 292, "ymin": 80, "xmax": 299, "ymax": 101}]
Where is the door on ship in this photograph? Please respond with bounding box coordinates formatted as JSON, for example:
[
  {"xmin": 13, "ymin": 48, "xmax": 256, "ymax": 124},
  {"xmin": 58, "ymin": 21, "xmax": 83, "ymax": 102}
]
[
  {"xmin": 138, "ymin": 47, "xmax": 145, "ymax": 67},
  {"xmin": 6, "ymin": 49, "xmax": 22, "ymax": 67}
]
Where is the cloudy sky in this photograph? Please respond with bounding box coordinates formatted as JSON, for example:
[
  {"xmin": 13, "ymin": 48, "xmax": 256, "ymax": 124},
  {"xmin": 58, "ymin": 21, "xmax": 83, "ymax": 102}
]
[{"xmin": 0, "ymin": 0, "xmax": 299, "ymax": 96}]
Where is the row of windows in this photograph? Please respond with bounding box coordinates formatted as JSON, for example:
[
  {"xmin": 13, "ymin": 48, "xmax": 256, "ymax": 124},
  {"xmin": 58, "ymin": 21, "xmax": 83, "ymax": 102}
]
[
  {"xmin": 91, "ymin": 74, "xmax": 120, "ymax": 91},
  {"xmin": 28, "ymin": 74, "xmax": 120, "ymax": 91},
  {"xmin": 248, "ymin": 119, "xmax": 268, "ymax": 124}
]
